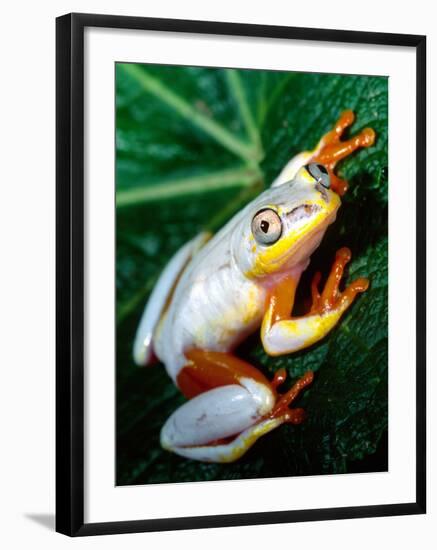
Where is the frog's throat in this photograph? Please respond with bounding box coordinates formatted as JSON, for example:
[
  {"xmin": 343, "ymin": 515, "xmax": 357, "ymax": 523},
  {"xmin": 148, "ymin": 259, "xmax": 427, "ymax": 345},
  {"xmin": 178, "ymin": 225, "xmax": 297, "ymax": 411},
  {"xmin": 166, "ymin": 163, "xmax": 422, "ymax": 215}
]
[{"xmin": 245, "ymin": 206, "xmax": 338, "ymax": 279}]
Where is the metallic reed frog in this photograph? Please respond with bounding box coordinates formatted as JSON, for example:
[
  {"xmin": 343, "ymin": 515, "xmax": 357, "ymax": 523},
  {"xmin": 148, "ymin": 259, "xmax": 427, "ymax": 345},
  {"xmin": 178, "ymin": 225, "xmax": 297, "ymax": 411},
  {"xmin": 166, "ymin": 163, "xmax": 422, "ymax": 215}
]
[{"xmin": 133, "ymin": 111, "xmax": 375, "ymax": 463}]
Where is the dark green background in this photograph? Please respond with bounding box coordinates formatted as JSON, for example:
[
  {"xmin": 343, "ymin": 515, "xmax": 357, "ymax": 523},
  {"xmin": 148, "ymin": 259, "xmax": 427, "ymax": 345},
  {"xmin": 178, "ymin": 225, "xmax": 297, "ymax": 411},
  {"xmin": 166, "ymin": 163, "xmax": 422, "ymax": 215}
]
[{"xmin": 116, "ymin": 64, "xmax": 388, "ymax": 485}]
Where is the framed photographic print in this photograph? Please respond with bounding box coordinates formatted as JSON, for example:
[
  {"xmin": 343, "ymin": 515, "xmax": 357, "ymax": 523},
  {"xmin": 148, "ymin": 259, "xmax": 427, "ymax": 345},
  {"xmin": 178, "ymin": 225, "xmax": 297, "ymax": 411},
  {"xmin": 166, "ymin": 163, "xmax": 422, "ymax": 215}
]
[{"xmin": 56, "ymin": 13, "xmax": 426, "ymax": 536}]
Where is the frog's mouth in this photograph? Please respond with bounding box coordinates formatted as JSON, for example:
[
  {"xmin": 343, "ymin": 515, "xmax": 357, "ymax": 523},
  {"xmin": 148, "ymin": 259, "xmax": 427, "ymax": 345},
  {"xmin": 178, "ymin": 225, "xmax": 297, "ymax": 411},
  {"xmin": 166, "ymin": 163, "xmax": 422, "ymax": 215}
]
[{"xmin": 282, "ymin": 204, "xmax": 338, "ymax": 268}]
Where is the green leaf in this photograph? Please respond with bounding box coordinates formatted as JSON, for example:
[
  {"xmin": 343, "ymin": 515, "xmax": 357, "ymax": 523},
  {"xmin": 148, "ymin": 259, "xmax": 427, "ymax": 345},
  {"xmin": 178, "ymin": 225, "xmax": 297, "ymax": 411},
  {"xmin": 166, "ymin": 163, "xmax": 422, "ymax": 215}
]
[{"xmin": 116, "ymin": 64, "xmax": 388, "ymax": 485}]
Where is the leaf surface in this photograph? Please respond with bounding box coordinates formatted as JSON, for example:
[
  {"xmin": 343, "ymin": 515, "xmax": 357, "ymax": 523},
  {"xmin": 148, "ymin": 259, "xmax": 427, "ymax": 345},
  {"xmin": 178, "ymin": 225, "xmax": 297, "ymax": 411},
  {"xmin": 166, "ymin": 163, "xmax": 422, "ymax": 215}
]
[{"xmin": 116, "ymin": 64, "xmax": 388, "ymax": 484}]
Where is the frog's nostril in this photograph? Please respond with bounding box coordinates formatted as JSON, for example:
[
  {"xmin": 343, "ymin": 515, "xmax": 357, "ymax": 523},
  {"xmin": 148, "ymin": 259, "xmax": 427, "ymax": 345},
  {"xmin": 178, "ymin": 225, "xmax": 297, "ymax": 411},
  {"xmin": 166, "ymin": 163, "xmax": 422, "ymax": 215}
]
[{"xmin": 286, "ymin": 204, "xmax": 320, "ymax": 224}]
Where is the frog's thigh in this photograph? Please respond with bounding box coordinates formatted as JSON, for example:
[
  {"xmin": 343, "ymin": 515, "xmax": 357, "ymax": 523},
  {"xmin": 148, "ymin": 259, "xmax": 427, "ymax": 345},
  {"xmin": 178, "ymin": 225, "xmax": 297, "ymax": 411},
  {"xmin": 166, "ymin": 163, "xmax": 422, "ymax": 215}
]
[
  {"xmin": 160, "ymin": 351, "xmax": 277, "ymax": 463},
  {"xmin": 161, "ymin": 384, "xmax": 271, "ymax": 449}
]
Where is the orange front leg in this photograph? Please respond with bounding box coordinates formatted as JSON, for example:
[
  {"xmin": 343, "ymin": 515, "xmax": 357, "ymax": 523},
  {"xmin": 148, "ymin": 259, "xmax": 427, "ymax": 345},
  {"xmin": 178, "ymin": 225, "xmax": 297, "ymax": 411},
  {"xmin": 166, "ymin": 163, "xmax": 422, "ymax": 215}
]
[{"xmin": 261, "ymin": 248, "xmax": 369, "ymax": 356}]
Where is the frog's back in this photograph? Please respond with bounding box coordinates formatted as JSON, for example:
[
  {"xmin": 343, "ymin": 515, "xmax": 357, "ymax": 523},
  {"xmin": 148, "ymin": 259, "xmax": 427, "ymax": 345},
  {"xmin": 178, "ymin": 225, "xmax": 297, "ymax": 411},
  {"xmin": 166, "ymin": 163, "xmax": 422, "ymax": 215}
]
[
  {"xmin": 132, "ymin": 232, "xmax": 210, "ymax": 366},
  {"xmin": 154, "ymin": 225, "xmax": 265, "ymax": 381}
]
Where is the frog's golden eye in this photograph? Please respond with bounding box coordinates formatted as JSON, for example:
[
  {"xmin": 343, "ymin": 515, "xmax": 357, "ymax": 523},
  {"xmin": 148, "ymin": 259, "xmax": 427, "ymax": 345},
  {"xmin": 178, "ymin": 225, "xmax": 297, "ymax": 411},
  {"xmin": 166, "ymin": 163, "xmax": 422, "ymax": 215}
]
[
  {"xmin": 307, "ymin": 163, "xmax": 331, "ymax": 189},
  {"xmin": 251, "ymin": 208, "xmax": 282, "ymax": 245}
]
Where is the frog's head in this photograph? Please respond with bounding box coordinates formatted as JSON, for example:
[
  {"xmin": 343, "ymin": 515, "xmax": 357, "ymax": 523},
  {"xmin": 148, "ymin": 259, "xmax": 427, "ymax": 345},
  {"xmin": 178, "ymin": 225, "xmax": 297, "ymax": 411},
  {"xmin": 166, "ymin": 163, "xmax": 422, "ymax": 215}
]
[{"xmin": 233, "ymin": 163, "xmax": 341, "ymax": 279}]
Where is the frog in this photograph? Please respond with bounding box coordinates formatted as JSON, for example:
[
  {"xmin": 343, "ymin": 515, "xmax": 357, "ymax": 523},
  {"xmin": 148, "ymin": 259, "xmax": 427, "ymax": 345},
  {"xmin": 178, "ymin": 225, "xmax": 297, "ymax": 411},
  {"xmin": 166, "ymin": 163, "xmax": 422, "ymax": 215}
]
[{"xmin": 133, "ymin": 110, "xmax": 375, "ymax": 463}]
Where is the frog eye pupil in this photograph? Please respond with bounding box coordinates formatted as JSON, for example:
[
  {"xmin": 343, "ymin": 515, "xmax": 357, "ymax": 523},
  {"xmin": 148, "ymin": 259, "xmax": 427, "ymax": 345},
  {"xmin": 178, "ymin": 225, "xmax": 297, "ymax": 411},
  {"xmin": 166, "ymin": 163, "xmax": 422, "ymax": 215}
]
[
  {"xmin": 318, "ymin": 164, "xmax": 328, "ymax": 174},
  {"xmin": 260, "ymin": 220, "xmax": 269, "ymax": 233},
  {"xmin": 251, "ymin": 209, "xmax": 282, "ymax": 246}
]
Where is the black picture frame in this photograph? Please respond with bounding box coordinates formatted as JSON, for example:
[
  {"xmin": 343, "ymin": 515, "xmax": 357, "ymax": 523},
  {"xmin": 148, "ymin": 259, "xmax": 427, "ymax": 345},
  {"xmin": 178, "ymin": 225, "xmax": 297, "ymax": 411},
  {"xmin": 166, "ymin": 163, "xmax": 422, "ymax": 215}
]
[{"xmin": 56, "ymin": 12, "xmax": 426, "ymax": 537}]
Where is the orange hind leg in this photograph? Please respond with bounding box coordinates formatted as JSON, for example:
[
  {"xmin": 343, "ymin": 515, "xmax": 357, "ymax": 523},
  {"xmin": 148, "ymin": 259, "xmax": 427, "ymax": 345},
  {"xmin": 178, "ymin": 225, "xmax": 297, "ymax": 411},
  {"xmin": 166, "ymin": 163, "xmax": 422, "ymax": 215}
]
[
  {"xmin": 160, "ymin": 350, "xmax": 313, "ymax": 462},
  {"xmin": 177, "ymin": 349, "xmax": 313, "ymax": 425}
]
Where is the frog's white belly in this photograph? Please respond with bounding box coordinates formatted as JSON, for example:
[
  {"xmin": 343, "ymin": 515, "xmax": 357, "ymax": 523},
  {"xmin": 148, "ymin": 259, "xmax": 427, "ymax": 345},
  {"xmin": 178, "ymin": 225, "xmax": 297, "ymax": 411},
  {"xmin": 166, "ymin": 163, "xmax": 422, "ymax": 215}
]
[{"xmin": 154, "ymin": 236, "xmax": 265, "ymax": 382}]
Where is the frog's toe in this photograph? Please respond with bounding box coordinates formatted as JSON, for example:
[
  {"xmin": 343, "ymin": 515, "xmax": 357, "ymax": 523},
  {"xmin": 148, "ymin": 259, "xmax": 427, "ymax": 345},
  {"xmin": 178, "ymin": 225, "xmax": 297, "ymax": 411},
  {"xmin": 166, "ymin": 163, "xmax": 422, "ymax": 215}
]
[
  {"xmin": 270, "ymin": 110, "xmax": 375, "ymax": 193},
  {"xmin": 311, "ymin": 110, "xmax": 376, "ymax": 195},
  {"xmin": 311, "ymin": 247, "xmax": 369, "ymax": 315},
  {"xmin": 269, "ymin": 370, "xmax": 313, "ymax": 422}
]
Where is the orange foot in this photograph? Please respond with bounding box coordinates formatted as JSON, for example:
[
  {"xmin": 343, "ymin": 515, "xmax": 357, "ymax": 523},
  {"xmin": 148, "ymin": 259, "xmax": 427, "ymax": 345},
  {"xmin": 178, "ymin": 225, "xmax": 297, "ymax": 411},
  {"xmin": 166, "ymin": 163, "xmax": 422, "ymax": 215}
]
[
  {"xmin": 311, "ymin": 110, "xmax": 375, "ymax": 195},
  {"xmin": 269, "ymin": 369, "xmax": 314, "ymax": 424},
  {"xmin": 309, "ymin": 247, "xmax": 369, "ymax": 315}
]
